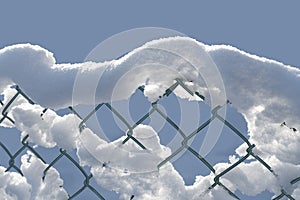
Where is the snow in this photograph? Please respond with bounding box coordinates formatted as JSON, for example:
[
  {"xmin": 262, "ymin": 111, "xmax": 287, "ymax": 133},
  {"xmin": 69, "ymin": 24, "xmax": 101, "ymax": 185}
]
[
  {"xmin": 20, "ymin": 151, "xmax": 68, "ymax": 199},
  {"xmin": 0, "ymin": 152, "xmax": 68, "ymax": 200},
  {"xmin": 77, "ymin": 124, "xmax": 171, "ymax": 173},
  {"xmin": 0, "ymin": 36, "xmax": 299, "ymax": 199},
  {"xmin": 11, "ymin": 103, "xmax": 80, "ymax": 150},
  {"xmin": 0, "ymin": 38, "xmax": 226, "ymax": 109},
  {"xmin": 0, "ymin": 166, "xmax": 31, "ymax": 200}
]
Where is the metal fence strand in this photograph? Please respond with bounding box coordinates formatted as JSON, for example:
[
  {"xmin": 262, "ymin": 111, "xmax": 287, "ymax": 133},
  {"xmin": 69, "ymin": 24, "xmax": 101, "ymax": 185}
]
[
  {"xmin": 157, "ymin": 146, "xmax": 186, "ymax": 170},
  {"xmin": 0, "ymin": 141, "xmax": 24, "ymax": 175},
  {"xmin": 15, "ymin": 85, "xmax": 35, "ymax": 105},
  {"xmin": 131, "ymin": 107, "xmax": 155, "ymax": 130},
  {"xmin": 215, "ymin": 113, "xmax": 251, "ymax": 147},
  {"xmin": 186, "ymin": 146, "xmax": 215, "ymax": 173},
  {"xmin": 273, "ymin": 189, "xmax": 295, "ymax": 200},
  {"xmin": 79, "ymin": 103, "xmax": 104, "ymax": 132},
  {"xmin": 291, "ymin": 177, "xmax": 300, "ymax": 185},
  {"xmin": 152, "ymin": 103, "xmax": 187, "ymax": 139},
  {"xmin": 218, "ymin": 182, "xmax": 240, "ymax": 200},
  {"xmin": 0, "ymin": 79, "xmax": 298, "ymax": 200}
]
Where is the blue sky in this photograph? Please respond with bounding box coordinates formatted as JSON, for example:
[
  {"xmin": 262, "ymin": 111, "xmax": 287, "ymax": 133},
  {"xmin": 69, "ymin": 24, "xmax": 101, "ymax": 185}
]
[
  {"xmin": 1, "ymin": 1, "xmax": 300, "ymax": 68},
  {"xmin": 0, "ymin": 1, "xmax": 299, "ymax": 199}
]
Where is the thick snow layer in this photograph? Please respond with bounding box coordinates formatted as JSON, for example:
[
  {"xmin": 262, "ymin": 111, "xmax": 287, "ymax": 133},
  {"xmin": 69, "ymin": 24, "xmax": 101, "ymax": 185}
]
[
  {"xmin": 0, "ymin": 38, "xmax": 226, "ymax": 109},
  {"xmin": 0, "ymin": 37, "xmax": 300, "ymax": 199}
]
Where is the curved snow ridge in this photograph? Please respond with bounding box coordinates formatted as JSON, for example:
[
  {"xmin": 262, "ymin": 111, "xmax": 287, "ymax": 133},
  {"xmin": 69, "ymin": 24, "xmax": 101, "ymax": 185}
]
[
  {"xmin": 206, "ymin": 43, "xmax": 300, "ymax": 73},
  {"xmin": 0, "ymin": 37, "xmax": 222, "ymax": 108},
  {"xmin": 0, "ymin": 37, "xmax": 300, "ymax": 199},
  {"xmin": 0, "ymin": 37, "xmax": 299, "ymax": 110}
]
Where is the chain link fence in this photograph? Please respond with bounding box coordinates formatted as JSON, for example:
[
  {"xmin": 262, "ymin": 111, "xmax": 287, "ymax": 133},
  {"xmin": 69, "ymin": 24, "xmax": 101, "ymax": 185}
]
[{"xmin": 0, "ymin": 79, "xmax": 299, "ymax": 200}]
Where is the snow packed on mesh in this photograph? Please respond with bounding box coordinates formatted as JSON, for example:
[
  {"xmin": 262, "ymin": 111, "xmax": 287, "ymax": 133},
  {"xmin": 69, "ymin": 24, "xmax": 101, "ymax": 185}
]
[
  {"xmin": 20, "ymin": 151, "xmax": 69, "ymax": 199},
  {"xmin": 0, "ymin": 166, "xmax": 31, "ymax": 200},
  {"xmin": 0, "ymin": 37, "xmax": 300, "ymax": 199},
  {"xmin": 0, "ymin": 152, "xmax": 68, "ymax": 200}
]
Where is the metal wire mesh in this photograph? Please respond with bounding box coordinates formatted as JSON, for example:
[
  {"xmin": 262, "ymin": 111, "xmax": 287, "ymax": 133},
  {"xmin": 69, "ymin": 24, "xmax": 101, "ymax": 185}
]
[{"xmin": 0, "ymin": 79, "xmax": 299, "ymax": 200}]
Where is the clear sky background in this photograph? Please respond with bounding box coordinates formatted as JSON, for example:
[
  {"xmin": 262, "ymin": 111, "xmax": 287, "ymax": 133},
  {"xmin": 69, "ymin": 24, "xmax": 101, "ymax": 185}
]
[
  {"xmin": 1, "ymin": 1, "xmax": 299, "ymax": 199},
  {"xmin": 1, "ymin": 1, "xmax": 300, "ymax": 68}
]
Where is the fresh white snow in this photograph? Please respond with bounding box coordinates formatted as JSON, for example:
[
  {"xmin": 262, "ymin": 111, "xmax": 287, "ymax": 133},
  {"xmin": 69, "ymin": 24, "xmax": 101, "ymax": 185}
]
[
  {"xmin": 0, "ymin": 152, "xmax": 68, "ymax": 200},
  {"xmin": 0, "ymin": 37, "xmax": 299, "ymax": 199}
]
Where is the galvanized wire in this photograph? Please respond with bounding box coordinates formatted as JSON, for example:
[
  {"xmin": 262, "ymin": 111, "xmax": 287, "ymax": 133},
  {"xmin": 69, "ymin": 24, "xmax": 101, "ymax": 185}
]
[{"xmin": 0, "ymin": 80, "xmax": 298, "ymax": 200}]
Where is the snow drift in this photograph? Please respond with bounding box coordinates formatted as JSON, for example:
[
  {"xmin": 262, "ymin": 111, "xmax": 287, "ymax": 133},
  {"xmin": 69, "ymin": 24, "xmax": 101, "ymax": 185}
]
[{"xmin": 0, "ymin": 37, "xmax": 299, "ymax": 199}]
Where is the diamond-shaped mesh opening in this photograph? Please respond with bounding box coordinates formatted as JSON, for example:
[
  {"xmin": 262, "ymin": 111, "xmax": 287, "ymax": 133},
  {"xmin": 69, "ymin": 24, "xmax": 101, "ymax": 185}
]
[
  {"xmin": 95, "ymin": 104, "xmax": 127, "ymax": 142},
  {"xmin": 33, "ymin": 145, "xmax": 62, "ymax": 164},
  {"xmin": 204, "ymin": 120, "xmax": 245, "ymax": 166},
  {"xmin": 44, "ymin": 149, "xmax": 85, "ymax": 195},
  {"xmin": 153, "ymin": 115, "xmax": 181, "ymax": 147}
]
